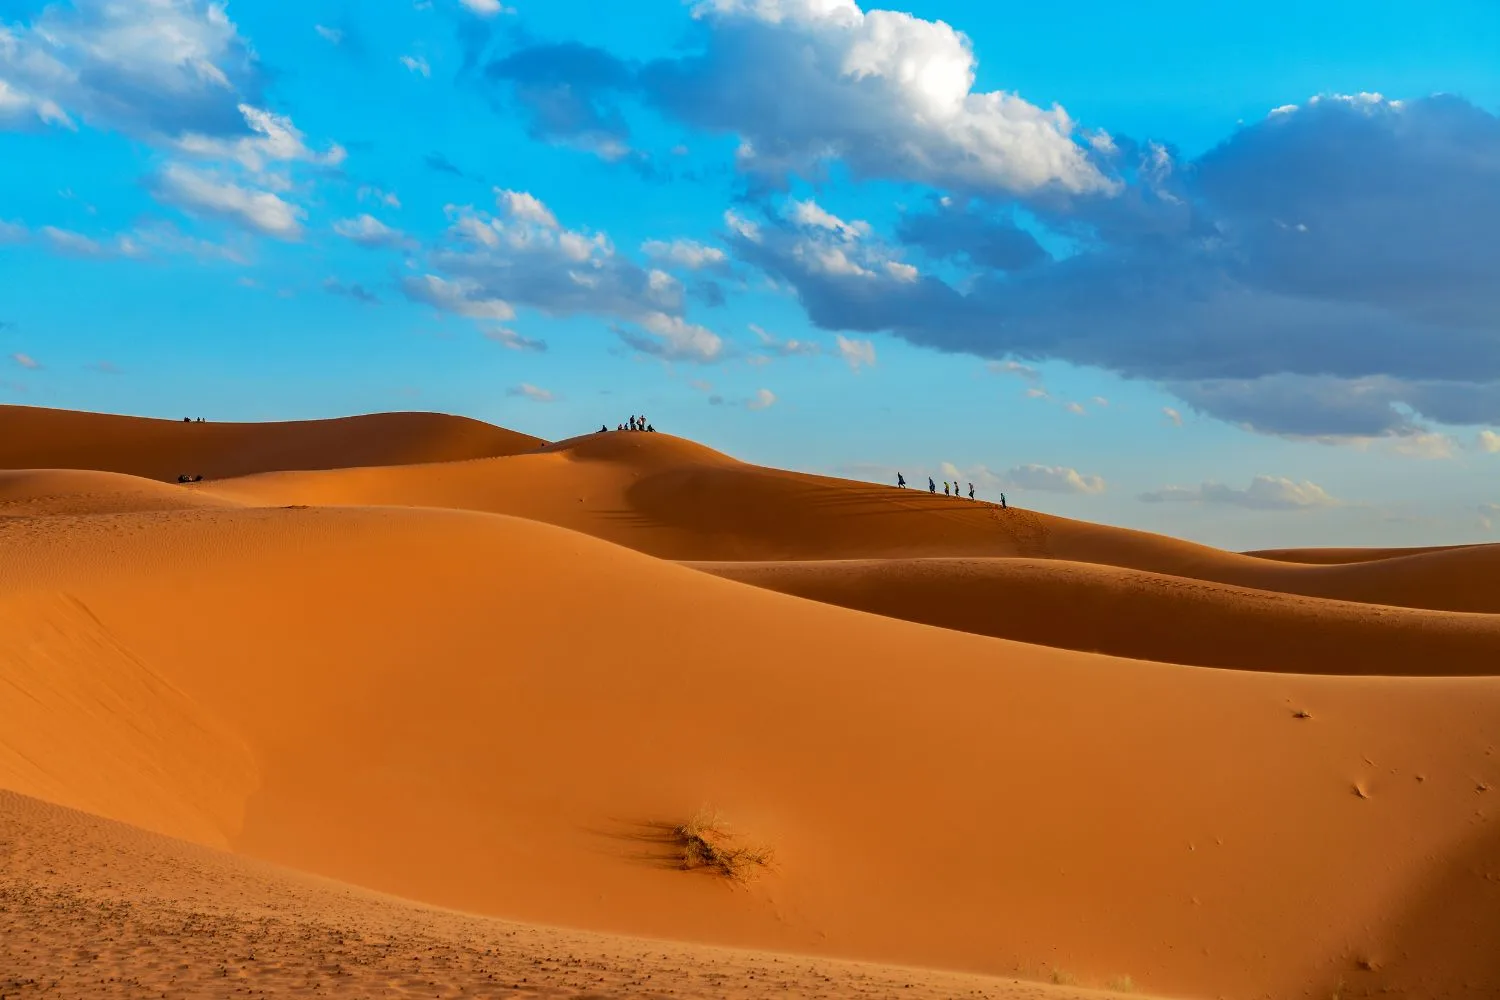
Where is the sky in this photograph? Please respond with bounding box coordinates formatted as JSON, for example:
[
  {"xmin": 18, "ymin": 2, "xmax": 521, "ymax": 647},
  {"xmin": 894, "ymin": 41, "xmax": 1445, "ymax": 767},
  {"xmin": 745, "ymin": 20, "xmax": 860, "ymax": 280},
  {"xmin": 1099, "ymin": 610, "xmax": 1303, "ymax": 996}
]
[{"xmin": 2, "ymin": 0, "xmax": 1499, "ymax": 551}]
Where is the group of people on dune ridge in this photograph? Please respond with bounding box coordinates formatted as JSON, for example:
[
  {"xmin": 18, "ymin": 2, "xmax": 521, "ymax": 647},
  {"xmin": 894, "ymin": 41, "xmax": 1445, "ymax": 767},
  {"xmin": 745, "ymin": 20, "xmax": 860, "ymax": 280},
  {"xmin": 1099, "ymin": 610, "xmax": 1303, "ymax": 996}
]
[
  {"xmin": 602, "ymin": 415, "xmax": 654, "ymax": 433},
  {"xmin": 895, "ymin": 472, "xmax": 1006, "ymax": 508}
]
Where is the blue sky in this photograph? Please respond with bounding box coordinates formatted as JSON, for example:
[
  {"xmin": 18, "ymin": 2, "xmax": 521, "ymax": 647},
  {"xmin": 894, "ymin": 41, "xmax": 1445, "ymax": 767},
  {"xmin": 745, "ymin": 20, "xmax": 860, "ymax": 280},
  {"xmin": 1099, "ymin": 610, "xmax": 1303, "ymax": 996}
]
[{"xmin": 3, "ymin": 0, "xmax": 1499, "ymax": 550}]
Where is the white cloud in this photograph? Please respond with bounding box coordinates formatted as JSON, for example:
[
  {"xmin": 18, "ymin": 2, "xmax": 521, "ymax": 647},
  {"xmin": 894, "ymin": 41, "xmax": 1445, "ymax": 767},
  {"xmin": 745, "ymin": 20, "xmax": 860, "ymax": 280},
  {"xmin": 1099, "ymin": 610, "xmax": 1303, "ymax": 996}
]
[
  {"xmin": 497, "ymin": 189, "xmax": 558, "ymax": 228},
  {"xmin": 417, "ymin": 201, "xmax": 687, "ymax": 327},
  {"xmin": 460, "ymin": 0, "xmax": 512, "ymax": 14},
  {"xmin": 506, "ymin": 382, "xmax": 555, "ymax": 402},
  {"xmin": 402, "ymin": 274, "xmax": 515, "ymax": 320},
  {"xmin": 11, "ymin": 352, "xmax": 40, "ymax": 370},
  {"xmin": 786, "ymin": 199, "xmax": 871, "ymax": 239},
  {"xmin": 747, "ymin": 387, "xmax": 777, "ymax": 410},
  {"xmin": 651, "ymin": 0, "xmax": 1116, "ymax": 198},
  {"xmin": 1482, "ymin": 503, "xmax": 1500, "ymax": 532},
  {"xmin": 622, "ymin": 312, "xmax": 725, "ymax": 363},
  {"xmin": 1163, "ymin": 407, "xmax": 1183, "ymax": 427},
  {"xmin": 1386, "ymin": 431, "xmax": 1456, "ymax": 460},
  {"xmin": 1025, "ymin": 387, "xmax": 1049, "ymax": 399},
  {"xmin": 171, "ymin": 104, "xmax": 345, "ymax": 174},
  {"xmin": 642, "ymin": 238, "xmax": 729, "ymax": 271},
  {"xmin": 1003, "ymin": 463, "xmax": 1106, "ymax": 494},
  {"xmin": 1065, "ymin": 401, "xmax": 1086, "ymax": 415},
  {"xmin": 835, "ymin": 334, "xmax": 876, "ymax": 371},
  {"xmin": 1480, "ymin": 430, "xmax": 1500, "ymax": 454},
  {"xmin": 314, "ymin": 24, "xmax": 343, "ymax": 45},
  {"xmin": 750, "ymin": 323, "xmax": 821, "ymax": 358},
  {"xmin": 1091, "ymin": 396, "xmax": 1109, "ymax": 407},
  {"xmin": 0, "ymin": 218, "xmax": 26, "ymax": 243},
  {"xmin": 987, "ymin": 359, "xmax": 1040, "ymax": 382},
  {"xmin": 153, "ymin": 163, "xmax": 304, "ymax": 239},
  {"xmin": 400, "ymin": 55, "xmax": 431, "ymax": 77},
  {"xmin": 0, "ymin": 0, "xmax": 259, "ymax": 138},
  {"xmin": 333, "ymin": 214, "xmax": 411, "ymax": 249},
  {"xmin": 1140, "ymin": 475, "xmax": 1341, "ymax": 511},
  {"xmin": 485, "ymin": 327, "xmax": 547, "ymax": 352}
]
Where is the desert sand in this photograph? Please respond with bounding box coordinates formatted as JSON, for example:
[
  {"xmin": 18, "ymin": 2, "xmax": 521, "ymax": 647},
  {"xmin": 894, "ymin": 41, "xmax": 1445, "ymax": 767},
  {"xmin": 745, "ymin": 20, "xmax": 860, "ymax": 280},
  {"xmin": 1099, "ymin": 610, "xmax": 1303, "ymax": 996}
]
[{"xmin": 1, "ymin": 404, "xmax": 1497, "ymax": 1000}]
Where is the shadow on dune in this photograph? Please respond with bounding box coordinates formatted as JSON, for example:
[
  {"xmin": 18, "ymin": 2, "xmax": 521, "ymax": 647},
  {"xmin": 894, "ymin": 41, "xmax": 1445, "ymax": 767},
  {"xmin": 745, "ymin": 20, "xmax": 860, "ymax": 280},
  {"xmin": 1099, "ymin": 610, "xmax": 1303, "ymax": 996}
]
[{"xmin": 1319, "ymin": 819, "xmax": 1500, "ymax": 999}]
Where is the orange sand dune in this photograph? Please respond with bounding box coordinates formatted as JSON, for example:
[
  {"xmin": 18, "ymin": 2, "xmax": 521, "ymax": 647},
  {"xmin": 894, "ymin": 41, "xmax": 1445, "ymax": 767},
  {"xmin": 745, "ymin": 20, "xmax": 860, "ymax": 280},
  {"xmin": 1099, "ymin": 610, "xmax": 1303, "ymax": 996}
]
[
  {"xmin": 1245, "ymin": 544, "xmax": 1482, "ymax": 564},
  {"xmin": 1, "ymin": 503, "xmax": 1497, "ymax": 1000},
  {"xmin": 0, "ymin": 467, "xmax": 242, "ymax": 517},
  {"xmin": 0, "ymin": 404, "xmax": 543, "ymax": 482},
  {"xmin": 208, "ymin": 429, "xmax": 1500, "ymax": 613},
  {"xmin": 0, "ymin": 791, "xmax": 1153, "ymax": 1000},
  {"xmin": 693, "ymin": 556, "xmax": 1500, "ymax": 675}
]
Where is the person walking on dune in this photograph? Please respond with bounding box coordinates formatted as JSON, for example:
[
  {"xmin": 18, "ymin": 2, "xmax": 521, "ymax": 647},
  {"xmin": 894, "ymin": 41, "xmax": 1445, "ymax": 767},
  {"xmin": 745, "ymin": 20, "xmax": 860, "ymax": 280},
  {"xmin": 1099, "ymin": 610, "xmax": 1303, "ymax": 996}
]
[
  {"xmin": 943, "ymin": 481, "xmax": 951, "ymax": 496},
  {"xmin": 968, "ymin": 483, "xmax": 975, "ymax": 500},
  {"xmin": 928, "ymin": 476, "xmax": 936, "ymax": 493},
  {"xmin": 1000, "ymin": 493, "xmax": 1007, "ymax": 509},
  {"xmin": 897, "ymin": 473, "xmax": 906, "ymax": 489}
]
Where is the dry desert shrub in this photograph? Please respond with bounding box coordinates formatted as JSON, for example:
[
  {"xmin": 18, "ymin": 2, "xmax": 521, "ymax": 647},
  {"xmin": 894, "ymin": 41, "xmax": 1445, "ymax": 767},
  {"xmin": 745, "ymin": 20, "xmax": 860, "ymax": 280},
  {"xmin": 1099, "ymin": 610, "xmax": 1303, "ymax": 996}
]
[{"xmin": 673, "ymin": 809, "xmax": 773, "ymax": 881}]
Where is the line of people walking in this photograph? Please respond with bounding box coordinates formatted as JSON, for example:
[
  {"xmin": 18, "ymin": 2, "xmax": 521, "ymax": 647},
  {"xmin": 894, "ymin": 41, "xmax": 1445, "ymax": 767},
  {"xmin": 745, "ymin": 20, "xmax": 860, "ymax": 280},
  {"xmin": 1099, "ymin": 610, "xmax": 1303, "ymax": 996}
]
[{"xmin": 895, "ymin": 472, "xmax": 1005, "ymax": 509}]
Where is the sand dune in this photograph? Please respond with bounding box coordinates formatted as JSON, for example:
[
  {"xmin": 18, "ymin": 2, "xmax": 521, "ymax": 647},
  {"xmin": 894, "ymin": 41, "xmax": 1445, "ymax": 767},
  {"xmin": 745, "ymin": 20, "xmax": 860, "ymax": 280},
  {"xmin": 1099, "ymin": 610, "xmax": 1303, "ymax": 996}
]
[
  {"xmin": 1, "ymin": 503, "xmax": 1497, "ymax": 999},
  {"xmin": 207, "ymin": 429, "xmax": 1500, "ymax": 613},
  {"xmin": 0, "ymin": 404, "xmax": 543, "ymax": 482},
  {"xmin": 693, "ymin": 556, "xmax": 1500, "ymax": 674},
  {"xmin": 0, "ymin": 467, "xmax": 242, "ymax": 517},
  {"xmin": 0, "ymin": 790, "xmax": 1153, "ymax": 1000},
  {"xmin": 1245, "ymin": 544, "xmax": 1482, "ymax": 564}
]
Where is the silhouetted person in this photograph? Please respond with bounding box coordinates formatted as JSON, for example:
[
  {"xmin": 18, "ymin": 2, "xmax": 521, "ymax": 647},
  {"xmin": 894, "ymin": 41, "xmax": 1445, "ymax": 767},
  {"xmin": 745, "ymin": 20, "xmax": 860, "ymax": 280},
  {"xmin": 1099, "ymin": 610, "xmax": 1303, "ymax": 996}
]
[
  {"xmin": 928, "ymin": 477, "xmax": 935, "ymax": 493},
  {"xmin": 1000, "ymin": 493, "xmax": 1007, "ymax": 509},
  {"xmin": 600, "ymin": 424, "xmax": 608, "ymax": 433},
  {"xmin": 897, "ymin": 473, "xmax": 906, "ymax": 488},
  {"xmin": 646, "ymin": 424, "xmax": 655, "ymax": 432},
  {"xmin": 968, "ymin": 483, "xmax": 975, "ymax": 500},
  {"xmin": 943, "ymin": 481, "xmax": 950, "ymax": 496}
]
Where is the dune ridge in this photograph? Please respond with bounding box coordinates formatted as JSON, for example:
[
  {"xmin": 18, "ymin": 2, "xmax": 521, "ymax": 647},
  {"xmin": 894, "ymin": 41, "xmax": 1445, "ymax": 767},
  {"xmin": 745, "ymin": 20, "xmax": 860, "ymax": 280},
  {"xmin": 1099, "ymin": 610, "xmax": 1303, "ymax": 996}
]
[{"xmin": 0, "ymin": 404, "xmax": 544, "ymax": 482}]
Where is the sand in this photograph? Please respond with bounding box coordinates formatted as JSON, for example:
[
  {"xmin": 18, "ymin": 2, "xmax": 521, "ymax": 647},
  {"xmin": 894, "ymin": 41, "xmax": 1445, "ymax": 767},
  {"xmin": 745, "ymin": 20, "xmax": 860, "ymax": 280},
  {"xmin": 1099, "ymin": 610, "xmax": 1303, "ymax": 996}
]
[{"xmin": 1, "ymin": 404, "xmax": 1497, "ymax": 1000}]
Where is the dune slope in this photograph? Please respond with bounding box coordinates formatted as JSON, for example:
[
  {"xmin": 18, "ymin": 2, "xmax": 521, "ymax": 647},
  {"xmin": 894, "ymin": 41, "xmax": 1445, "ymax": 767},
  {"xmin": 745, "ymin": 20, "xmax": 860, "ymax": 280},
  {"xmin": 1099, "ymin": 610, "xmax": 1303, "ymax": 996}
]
[
  {"xmin": 693, "ymin": 556, "xmax": 1500, "ymax": 674},
  {"xmin": 0, "ymin": 790, "xmax": 1150, "ymax": 1000},
  {"xmin": 0, "ymin": 504, "xmax": 1496, "ymax": 1000},
  {"xmin": 209, "ymin": 430, "xmax": 1500, "ymax": 613},
  {"xmin": 0, "ymin": 404, "xmax": 544, "ymax": 482}
]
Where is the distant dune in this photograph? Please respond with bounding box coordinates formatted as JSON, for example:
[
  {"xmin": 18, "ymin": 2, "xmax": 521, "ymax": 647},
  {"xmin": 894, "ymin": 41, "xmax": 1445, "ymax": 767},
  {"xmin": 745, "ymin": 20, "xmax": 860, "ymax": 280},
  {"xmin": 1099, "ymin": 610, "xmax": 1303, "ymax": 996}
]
[
  {"xmin": 0, "ymin": 406, "xmax": 1496, "ymax": 1000},
  {"xmin": 693, "ymin": 556, "xmax": 1500, "ymax": 674},
  {"xmin": 0, "ymin": 404, "xmax": 543, "ymax": 482}
]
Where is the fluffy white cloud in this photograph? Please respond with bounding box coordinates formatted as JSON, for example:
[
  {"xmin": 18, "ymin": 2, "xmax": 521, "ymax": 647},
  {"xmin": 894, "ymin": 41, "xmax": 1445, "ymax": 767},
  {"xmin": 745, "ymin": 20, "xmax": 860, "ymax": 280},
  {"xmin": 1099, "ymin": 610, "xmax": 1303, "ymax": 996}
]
[
  {"xmin": 747, "ymin": 387, "xmax": 777, "ymax": 410},
  {"xmin": 1140, "ymin": 476, "xmax": 1340, "ymax": 510},
  {"xmin": 400, "ymin": 55, "xmax": 431, "ymax": 78},
  {"xmin": 750, "ymin": 323, "xmax": 821, "ymax": 358},
  {"xmin": 493, "ymin": 0, "xmax": 1114, "ymax": 197},
  {"xmin": 460, "ymin": 0, "xmax": 512, "ymax": 15},
  {"xmin": 622, "ymin": 313, "xmax": 725, "ymax": 363},
  {"xmin": 358, "ymin": 186, "xmax": 401, "ymax": 209},
  {"xmin": 835, "ymin": 334, "xmax": 876, "ymax": 370},
  {"xmin": 0, "ymin": 0, "xmax": 260, "ymax": 138},
  {"xmin": 642, "ymin": 238, "xmax": 728, "ymax": 271},
  {"xmin": 485, "ymin": 327, "xmax": 547, "ymax": 352},
  {"xmin": 333, "ymin": 214, "xmax": 411, "ymax": 250},
  {"xmin": 152, "ymin": 163, "xmax": 304, "ymax": 239},
  {"xmin": 1003, "ymin": 464, "xmax": 1106, "ymax": 494},
  {"xmin": 1386, "ymin": 432, "xmax": 1456, "ymax": 460},
  {"xmin": 11, "ymin": 352, "xmax": 39, "ymax": 370},
  {"xmin": 1479, "ymin": 430, "xmax": 1500, "ymax": 454},
  {"xmin": 1163, "ymin": 407, "xmax": 1183, "ymax": 427},
  {"xmin": 172, "ymin": 104, "xmax": 345, "ymax": 173},
  {"xmin": 497, "ymin": 190, "xmax": 558, "ymax": 228},
  {"xmin": 506, "ymin": 383, "xmax": 555, "ymax": 402},
  {"xmin": 402, "ymin": 274, "xmax": 515, "ymax": 321},
  {"xmin": 987, "ymin": 359, "xmax": 1040, "ymax": 382}
]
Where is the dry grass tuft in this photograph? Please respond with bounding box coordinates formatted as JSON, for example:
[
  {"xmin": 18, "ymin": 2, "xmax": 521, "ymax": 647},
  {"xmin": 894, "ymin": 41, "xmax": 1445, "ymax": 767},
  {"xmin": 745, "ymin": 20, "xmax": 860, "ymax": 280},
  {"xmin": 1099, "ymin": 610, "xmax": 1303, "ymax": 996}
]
[
  {"xmin": 672, "ymin": 809, "xmax": 773, "ymax": 881},
  {"xmin": 1049, "ymin": 967, "xmax": 1076, "ymax": 986},
  {"xmin": 1107, "ymin": 973, "xmax": 1136, "ymax": 993}
]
